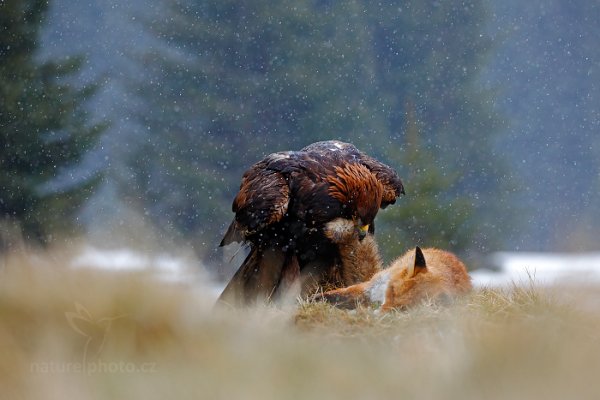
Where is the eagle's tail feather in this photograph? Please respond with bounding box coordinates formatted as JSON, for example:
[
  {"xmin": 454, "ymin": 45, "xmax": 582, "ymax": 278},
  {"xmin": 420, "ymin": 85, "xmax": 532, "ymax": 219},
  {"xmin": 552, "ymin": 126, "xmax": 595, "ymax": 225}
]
[
  {"xmin": 272, "ymin": 252, "xmax": 301, "ymax": 304},
  {"xmin": 217, "ymin": 246, "xmax": 295, "ymax": 306},
  {"xmin": 219, "ymin": 220, "xmax": 243, "ymax": 247}
]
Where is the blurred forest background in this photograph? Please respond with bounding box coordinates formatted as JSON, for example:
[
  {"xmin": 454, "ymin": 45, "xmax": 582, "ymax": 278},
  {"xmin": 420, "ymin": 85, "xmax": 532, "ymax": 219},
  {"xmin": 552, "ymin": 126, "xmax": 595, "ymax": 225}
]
[{"xmin": 1, "ymin": 0, "xmax": 599, "ymax": 275}]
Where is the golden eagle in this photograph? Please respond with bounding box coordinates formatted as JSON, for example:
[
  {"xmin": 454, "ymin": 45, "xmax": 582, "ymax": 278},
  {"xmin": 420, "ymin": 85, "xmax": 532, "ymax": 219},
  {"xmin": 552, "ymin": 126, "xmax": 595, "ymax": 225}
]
[{"xmin": 217, "ymin": 140, "xmax": 404, "ymax": 305}]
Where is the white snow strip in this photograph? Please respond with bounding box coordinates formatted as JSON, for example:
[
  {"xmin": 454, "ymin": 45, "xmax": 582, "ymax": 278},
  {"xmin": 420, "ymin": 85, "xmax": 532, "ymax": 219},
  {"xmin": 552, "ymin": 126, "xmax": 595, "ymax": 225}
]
[
  {"xmin": 471, "ymin": 252, "xmax": 600, "ymax": 288},
  {"xmin": 70, "ymin": 245, "xmax": 207, "ymax": 284}
]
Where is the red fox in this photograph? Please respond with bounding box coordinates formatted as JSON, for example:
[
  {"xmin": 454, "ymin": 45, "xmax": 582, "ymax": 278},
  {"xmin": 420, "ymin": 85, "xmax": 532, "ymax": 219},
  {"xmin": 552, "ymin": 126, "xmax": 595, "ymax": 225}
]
[{"xmin": 318, "ymin": 218, "xmax": 472, "ymax": 312}]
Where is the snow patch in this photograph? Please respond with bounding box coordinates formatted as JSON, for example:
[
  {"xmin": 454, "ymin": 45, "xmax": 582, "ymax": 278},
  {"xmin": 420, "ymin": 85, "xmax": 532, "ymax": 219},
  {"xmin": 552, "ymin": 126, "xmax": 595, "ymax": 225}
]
[
  {"xmin": 471, "ymin": 252, "xmax": 600, "ymax": 288},
  {"xmin": 70, "ymin": 245, "xmax": 226, "ymax": 301},
  {"xmin": 71, "ymin": 245, "xmax": 202, "ymax": 283}
]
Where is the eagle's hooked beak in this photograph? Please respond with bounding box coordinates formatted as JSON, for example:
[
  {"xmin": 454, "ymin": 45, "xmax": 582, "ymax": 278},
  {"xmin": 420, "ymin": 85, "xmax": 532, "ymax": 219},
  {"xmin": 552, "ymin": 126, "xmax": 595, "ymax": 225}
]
[{"xmin": 357, "ymin": 224, "xmax": 369, "ymax": 241}]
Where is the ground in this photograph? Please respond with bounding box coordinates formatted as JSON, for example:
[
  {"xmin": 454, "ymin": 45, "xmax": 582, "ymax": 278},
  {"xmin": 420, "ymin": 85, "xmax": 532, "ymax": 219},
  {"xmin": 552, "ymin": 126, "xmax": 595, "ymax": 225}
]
[{"xmin": 2, "ymin": 246, "xmax": 600, "ymax": 400}]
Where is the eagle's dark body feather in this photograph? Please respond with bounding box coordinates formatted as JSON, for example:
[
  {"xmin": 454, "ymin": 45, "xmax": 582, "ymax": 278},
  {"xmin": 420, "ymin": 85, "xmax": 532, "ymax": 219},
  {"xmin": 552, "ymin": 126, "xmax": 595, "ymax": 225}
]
[{"xmin": 218, "ymin": 141, "xmax": 404, "ymax": 306}]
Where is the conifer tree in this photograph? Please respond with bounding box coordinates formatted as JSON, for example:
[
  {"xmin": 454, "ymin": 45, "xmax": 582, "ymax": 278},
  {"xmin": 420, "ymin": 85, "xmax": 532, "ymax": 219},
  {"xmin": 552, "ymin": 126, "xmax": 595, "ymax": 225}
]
[
  {"xmin": 0, "ymin": 0, "xmax": 102, "ymax": 245},
  {"xmin": 133, "ymin": 0, "xmax": 510, "ymax": 257}
]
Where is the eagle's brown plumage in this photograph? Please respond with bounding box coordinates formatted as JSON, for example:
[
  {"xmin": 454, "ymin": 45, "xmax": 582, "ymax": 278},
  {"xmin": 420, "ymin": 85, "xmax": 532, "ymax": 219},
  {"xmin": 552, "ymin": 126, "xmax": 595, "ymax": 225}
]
[{"xmin": 217, "ymin": 140, "xmax": 404, "ymax": 306}]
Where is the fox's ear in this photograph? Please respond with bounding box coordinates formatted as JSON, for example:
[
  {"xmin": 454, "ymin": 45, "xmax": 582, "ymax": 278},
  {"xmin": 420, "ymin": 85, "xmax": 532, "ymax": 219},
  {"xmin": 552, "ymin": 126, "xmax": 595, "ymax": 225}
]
[
  {"xmin": 414, "ymin": 246, "xmax": 427, "ymax": 268},
  {"xmin": 408, "ymin": 246, "xmax": 427, "ymax": 277}
]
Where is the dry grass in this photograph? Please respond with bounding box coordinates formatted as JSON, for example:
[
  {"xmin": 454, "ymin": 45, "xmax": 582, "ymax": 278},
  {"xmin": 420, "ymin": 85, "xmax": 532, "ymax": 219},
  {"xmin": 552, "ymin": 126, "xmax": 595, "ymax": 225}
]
[{"xmin": 2, "ymin": 248, "xmax": 600, "ymax": 400}]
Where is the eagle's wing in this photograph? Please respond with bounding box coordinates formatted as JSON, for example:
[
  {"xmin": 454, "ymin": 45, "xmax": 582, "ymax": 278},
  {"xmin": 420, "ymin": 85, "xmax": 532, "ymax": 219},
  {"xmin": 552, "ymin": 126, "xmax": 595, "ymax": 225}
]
[
  {"xmin": 302, "ymin": 140, "xmax": 405, "ymax": 208},
  {"xmin": 357, "ymin": 153, "xmax": 405, "ymax": 208},
  {"xmin": 220, "ymin": 153, "xmax": 291, "ymax": 246}
]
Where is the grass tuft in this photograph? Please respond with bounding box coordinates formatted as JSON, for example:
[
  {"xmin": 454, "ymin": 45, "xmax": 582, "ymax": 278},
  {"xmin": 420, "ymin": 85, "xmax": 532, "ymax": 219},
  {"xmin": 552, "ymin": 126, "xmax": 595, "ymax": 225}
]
[{"xmin": 2, "ymin": 248, "xmax": 600, "ymax": 399}]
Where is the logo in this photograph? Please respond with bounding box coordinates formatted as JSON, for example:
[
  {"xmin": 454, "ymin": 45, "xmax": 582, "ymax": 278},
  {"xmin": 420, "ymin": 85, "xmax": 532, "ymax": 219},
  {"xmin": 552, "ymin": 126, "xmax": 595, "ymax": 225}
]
[
  {"xmin": 65, "ymin": 303, "xmax": 126, "ymax": 369},
  {"xmin": 29, "ymin": 303, "xmax": 157, "ymax": 375}
]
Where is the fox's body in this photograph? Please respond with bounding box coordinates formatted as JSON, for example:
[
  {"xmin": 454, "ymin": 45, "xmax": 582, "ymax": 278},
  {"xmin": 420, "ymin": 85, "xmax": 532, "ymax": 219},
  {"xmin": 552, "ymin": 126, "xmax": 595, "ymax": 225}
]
[{"xmin": 320, "ymin": 219, "xmax": 472, "ymax": 311}]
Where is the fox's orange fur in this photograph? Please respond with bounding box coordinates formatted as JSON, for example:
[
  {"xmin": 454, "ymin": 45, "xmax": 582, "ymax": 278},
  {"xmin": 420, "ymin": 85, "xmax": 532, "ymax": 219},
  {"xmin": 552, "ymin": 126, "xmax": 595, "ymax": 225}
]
[
  {"xmin": 321, "ymin": 217, "xmax": 382, "ymax": 287},
  {"xmin": 319, "ymin": 218, "xmax": 472, "ymax": 312}
]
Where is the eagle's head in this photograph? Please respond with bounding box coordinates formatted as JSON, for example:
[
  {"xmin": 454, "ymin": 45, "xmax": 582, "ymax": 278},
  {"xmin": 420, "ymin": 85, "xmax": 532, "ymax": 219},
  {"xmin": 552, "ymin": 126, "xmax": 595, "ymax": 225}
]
[{"xmin": 327, "ymin": 163, "xmax": 383, "ymax": 240}]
